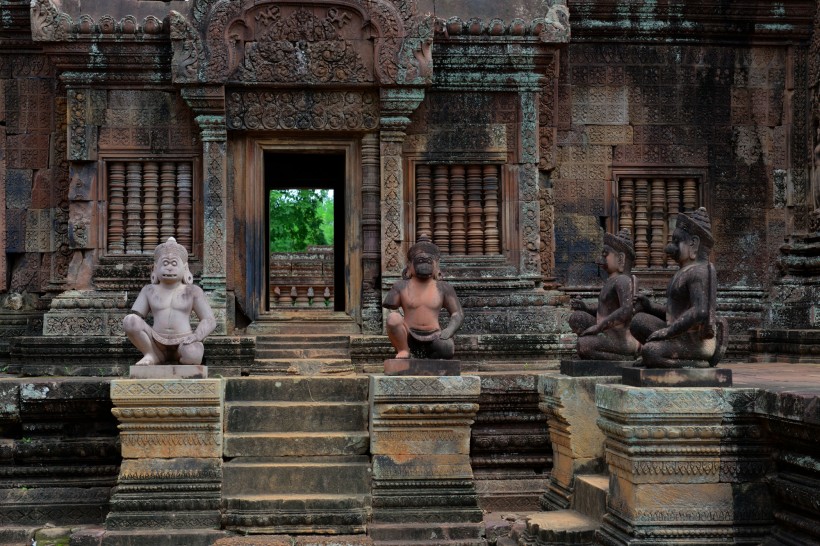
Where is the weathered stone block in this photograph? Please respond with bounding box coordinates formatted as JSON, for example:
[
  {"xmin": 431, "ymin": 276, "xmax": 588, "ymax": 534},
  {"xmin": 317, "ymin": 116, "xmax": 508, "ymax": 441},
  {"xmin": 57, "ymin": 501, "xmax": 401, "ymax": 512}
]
[{"xmin": 621, "ymin": 367, "xmax": 732, "ymax": 387}]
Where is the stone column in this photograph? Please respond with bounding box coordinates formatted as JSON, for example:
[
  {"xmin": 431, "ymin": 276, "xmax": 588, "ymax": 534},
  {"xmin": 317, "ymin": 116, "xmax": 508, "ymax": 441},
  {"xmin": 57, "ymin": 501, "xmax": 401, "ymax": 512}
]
[
  {"xmin": 105, "ymin": 379, "xmax": 224, "ymax": 544},
  {"xmin": 539, "ymin": 373, "xmax": 620, "ymax": 510},
  {"xmin": 369, "ymin": 375, "xmax": 486, "ymax": 545},
  {"xmin": 378, "ymin": 87, "xmax": 425, "ymax": 307},
  {"xmin": 361, "ymin": 132, "xmax": 383, "ymax": 334},
  {"xmin": 518, "ymin": 89, "xmax": 543, "ymax": 280},
  {"xmin": 181, "ymin": 87, "xmax": 228, "ymax": 335},
  {"xmin": 595, "ymin": 385, "xmax": 772, "ymax": 546}
]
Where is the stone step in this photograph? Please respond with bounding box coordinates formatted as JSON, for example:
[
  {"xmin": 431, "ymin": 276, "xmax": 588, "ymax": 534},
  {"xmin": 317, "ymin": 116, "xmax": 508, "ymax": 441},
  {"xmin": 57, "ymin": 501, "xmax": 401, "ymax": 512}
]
[
  {"xmin": 225, "ymin": 376, "xmax": 369, "ymax": 403},
  {"xmin": 225, "ymin": 402, "xmax": 369, "ymax": 433},
  {"xmin": 367, "ymin": 522, "xmax": 486, "ymax": 545},
  {"xmin": 214, "ymin": 535, "xmax": 373, "ymax": 546},
  {"xmin": 518, "ymin": 510, "xmax": 598, "ymax": 546},
  {"xmin": 224, "ymin": 431, "xmax": 370, "ymax": 457},
  {"xmin": 222, "ymin": 457, "xmax": 371, "ymax": 496},
  {"xmin": 571, "ymin": 474, "xmax": 609, "ymax": 522},
  {"xmin": 247, "ymin": 314, "xmax": 360, "ymax": 335},
  {"xmin": 250, "ymin": 358, "xmax": 354, "ymax": 375},
  {"xmin": 221, "ymin": 495, "xmax": 369, "ymax": 535},
  {"xmin": 256, "ymin": 348, "xmax": 351, "ymax": 359}
]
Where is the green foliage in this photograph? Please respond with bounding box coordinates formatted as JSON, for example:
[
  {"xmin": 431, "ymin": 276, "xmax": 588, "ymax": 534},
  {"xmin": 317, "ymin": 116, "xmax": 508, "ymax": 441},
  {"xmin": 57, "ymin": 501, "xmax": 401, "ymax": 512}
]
[{"xmin": 269, "ymin": 189, "xmax": 334, "ymax": 252}]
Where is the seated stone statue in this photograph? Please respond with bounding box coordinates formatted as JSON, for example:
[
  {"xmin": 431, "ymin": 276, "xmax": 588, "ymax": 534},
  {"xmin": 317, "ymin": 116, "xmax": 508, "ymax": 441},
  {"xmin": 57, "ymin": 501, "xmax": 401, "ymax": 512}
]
[
  {"xmin": 631, "ymin": 207, "xmax": 728, "ymax": 368},
  {"xmin": 568, "ymin": 228, "xmax": 640, "ymax": 361},
  {"xmin": 383, "ymin": 236, "xmax": 464, "ymax": 359},
  {"xmin": 123, "ymin": 237, "xmax": 216, "ymax": 366}
]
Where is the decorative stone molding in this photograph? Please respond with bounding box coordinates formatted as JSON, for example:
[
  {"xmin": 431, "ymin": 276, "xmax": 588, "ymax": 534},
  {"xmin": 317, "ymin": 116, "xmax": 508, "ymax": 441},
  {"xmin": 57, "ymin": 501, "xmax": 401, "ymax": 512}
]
[
  {"xmin": 369, "ymin": 374, "xmax": 484, "ymax": 544},
  {"xmin": 30, "ymin": 0, "xmax": 166, "ymax": 41},
  {"xmin": 226, "ymin": 90, "xmax": 379, "ymax": 131},
  {"xmin": 595, "ymin": 384, "xmax": 772, "ymax": 545}
]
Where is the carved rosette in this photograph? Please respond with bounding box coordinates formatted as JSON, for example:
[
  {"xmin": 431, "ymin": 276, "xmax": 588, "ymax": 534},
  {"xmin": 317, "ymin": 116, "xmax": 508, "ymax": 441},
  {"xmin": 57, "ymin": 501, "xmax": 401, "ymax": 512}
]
[{"xmin": 595, "ymin": 385, "xmax": 772, "ymax": 545}]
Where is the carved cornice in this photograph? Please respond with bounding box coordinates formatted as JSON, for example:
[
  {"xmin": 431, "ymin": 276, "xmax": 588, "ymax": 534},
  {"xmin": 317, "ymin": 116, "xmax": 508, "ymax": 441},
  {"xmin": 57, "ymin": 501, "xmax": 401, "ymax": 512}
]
[
  {"xmin": 569, "ymin": 0, "xmax": 814, "ymax": 45},
  {"xmin": 30, "ymin": 0, "xmax": 167, "ymax": 42},
  {"xmin": 433, "ymin": 3, "xmax": 570, "ymax": 43}
]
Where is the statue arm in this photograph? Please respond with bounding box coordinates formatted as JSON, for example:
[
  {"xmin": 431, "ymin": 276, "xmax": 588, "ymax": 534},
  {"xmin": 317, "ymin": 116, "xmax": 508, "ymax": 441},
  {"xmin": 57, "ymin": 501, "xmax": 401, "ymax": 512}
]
[
  {"xmin": 650, "ymin": 276, "xmax": 709, "ymax": 341},
  {"xmin": 439, "ymin": 283, "xmax": 463, "ymax": 340},
  {"xmin": 130, "ymin": 286, "xmax": 152, "ymax": 318},
  {"xmin": 570, "ymin": 297, "xmax": 594, "ymax": 315},
  {"xmin": 382, "ymin": 282, "xmax": 404, "ymax": 310},
  {"xmin": 189, "ymin": 286, "xmax": 217, "ymax": 343}
]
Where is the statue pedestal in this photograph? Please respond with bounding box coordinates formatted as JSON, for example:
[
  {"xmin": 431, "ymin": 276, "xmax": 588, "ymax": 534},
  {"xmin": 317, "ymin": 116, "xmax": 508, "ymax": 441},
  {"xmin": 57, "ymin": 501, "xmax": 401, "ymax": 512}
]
[
  {"xmin": 539, "ymin": 373, "xmax": 620, "ymax": 510},
  {"xmin": 560, "ymin": 359, "xmax": 631, "ymax": 377},
  {"xmin": 595, "ymin": 385, "xmax": 772, "ymax": 545},
  {"xmin": 622, "ymin": 367, "xmax": 732, "ymax": 387},
  {"xmin": 129, "ymin": 364, "xmax": 208, "ymax": 379},
  {"xmin": 383, "ymin": 358, "xmax": 461, "ymax": 376},
  {"xmin": 369, "ymin": 375, "xmax": 485, "ymax": 545},
  {"xmin": 104, "ymin": 379, "xmax": 224, "ymax": 543}
]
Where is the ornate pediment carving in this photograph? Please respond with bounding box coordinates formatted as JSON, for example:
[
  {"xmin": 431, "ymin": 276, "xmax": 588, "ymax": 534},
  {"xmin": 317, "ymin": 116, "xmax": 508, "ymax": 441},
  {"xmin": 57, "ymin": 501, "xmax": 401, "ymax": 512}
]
[
  {"xmin": 188, "ymin": 0, "xmax": 432, "ymax": 86},
  {"xmin": 230, "ymin": 5, "xmax": 371, "ymax": 84}
]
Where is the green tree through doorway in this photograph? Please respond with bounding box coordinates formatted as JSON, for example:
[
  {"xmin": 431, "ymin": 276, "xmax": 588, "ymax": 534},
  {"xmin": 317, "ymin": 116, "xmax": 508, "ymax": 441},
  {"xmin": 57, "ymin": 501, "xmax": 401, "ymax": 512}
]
[{"xmin": 269, "ymin": 189, "xmax": 335, "ymax": 252}]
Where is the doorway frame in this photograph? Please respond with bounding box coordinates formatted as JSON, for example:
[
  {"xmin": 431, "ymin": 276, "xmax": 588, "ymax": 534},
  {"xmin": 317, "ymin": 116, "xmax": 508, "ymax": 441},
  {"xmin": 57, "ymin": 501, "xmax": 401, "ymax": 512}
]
[{"xmin": 245, "ymin": 137, "xmax": 362, "ymax": 323}]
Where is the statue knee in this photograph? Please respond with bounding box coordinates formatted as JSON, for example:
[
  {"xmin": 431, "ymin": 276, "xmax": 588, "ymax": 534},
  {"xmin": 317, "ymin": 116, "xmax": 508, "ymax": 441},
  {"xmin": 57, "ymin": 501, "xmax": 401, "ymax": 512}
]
[
  {"xmin": 386, "ymin": 311, "xmax": 405, "ymax": 329},
  {"xmin": 179, "ymin": 342, "xmax": 204, "ymax": 365},
  {"xmin": 122, "ymin": 313, "xmax": 145, "ymax": 335}
]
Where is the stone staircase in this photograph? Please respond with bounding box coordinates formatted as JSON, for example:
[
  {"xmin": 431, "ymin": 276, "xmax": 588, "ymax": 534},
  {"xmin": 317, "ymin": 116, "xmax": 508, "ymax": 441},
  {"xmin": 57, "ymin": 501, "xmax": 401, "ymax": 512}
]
[
  {"xmin": 222, "ymin": 376, "xmax": 371, "ymax": 536},
  {"xmin": 504, "ymin": 474, "xmax": 609, "ymax": 546},
  {"xmin": 251, "ymin": 334, "xmax": 354, "ymax": 375}
]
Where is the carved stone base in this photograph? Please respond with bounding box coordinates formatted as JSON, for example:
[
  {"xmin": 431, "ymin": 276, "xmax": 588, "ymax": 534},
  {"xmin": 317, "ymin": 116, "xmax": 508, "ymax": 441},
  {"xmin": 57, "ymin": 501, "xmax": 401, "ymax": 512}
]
[
  {"xmin": 383, "ymin": 358, "xmax": 461, "ymax": 376},
  {"xmin": 101, "ymin": 529, "xmax": 228, "ymax": 546},
  {"xmin": 560, "ymin": 359, "xmax": 631, "ymax": 377},
  {"xmin": 369, "ymin": 375, "xmax": 485, "ymax": 545},
  {"xmin": 106, "ymin": 379, "xmax": 223, "ymax": 532},
  {"xmin": 622, "ymin": 367, "xmax": 732, "ymax": 387},
  {"xmin": 539, "ymin": 374, "xmax": 619, "ymax": 511},
  {"xmin": 595, "ymin": 385, "xmax": 772, "ymax": 545},
  {"xmin": 129, "ymin": 364, "xmax": 207, "ymax": 379}
]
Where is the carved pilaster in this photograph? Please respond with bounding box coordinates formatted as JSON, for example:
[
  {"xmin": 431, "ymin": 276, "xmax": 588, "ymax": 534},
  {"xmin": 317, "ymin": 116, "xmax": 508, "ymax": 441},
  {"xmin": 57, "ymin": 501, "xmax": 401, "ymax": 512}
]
[
  {"xmin": 519, "ymin": 91, "xmax": 541, "ymax": 277},
  {"xmin": 106, "ymin": 379, "xmax": 223, "ymax": 531},
  {"xmin": 369, "ymin": 375, "xmax": 485, "ymax": 545},
  {"xmin": 595, "ymin": 385, "xmax": 772, "ymax": 546},
  {"xmin": 361, "ymin": 132, "xmax": 383, "ymax": 334},
  {"xmin": 379, "ymin": 87, "xmax": 425, "ymax": 282}
]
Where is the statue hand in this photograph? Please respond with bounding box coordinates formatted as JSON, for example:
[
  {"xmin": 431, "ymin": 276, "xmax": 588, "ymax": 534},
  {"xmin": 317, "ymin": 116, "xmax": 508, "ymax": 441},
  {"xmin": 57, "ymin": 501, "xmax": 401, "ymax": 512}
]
[
  {"xmin": 580, "ymin": 324, "xmax": 600, "ymax": 337},
  {"xmin": 181, "ymin": 334, "xmax": 198, "ymax": 345},
  {"xmin": 633, "ymin": 294, "xmax": 650, "ymax": 313},
  {"xmin": 570, "ymin": 298, "xmax": 584, "ymax": 311},
  {"xmin": 439, "ymin": 330, "xmax": 452, "ymax": 340},
  {"xmin": 647, "ymin": 327, "xmax": 669, "ymax": 342}
]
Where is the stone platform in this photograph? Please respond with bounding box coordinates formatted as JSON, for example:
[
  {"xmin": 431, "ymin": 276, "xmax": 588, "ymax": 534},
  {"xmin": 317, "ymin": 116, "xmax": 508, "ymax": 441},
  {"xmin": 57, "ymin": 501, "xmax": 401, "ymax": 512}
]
[
  {"xmin": 559, "ymin": 359, "xmax": 631, "ymax": 377},
  {"xmin": 383, "ymin": 358, "xmax": 461, "ymax": 376},
  {"xmin": 621, "ymin": 366, "xmax": 732, "ymax": 387}
]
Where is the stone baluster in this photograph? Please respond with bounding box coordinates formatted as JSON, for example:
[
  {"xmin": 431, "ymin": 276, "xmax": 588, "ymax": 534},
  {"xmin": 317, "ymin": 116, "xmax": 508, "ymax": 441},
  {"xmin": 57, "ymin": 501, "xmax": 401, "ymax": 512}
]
[
  {"xmin": 415, "ymin": 164, "xmax": 432, "ymax": 239},
  {"xmin": 142, "ymin": 162, "xmax": 160, "ymax": 250},
  {"xmin": 176, "ymin": 162, "xmax": 193, "ymax": 253},
  {"xmin": 433, "ymin": 165, "xmax": 450, "ymax": 253},
  {"xmin": 483, "ymin": 164, "xmax": 500, "ymax": 254},
  {"xmin": 666, "ymin": 178, "xmax": 681, "ymax": 267},
  {"xmin": 108, "ymin": 161, "xmax": 126, "ymax": 254},
  {"xmin": 618, "ymin": 177, "xmax": 634, "ymax": 240},
  {"xmin": 450, "ymin": 165, "xmax": 467, "ymax": 254},
  {"xmin": 634, "ymin": 178, "xmax": 649, "ymax": 268},
  {"xmin": 160, "ymin": 162, "xmax": 177, "ymax": 242},
  {"xmin": 683, "ymin": 177, "xmax": 698, "ymax": 213},
  {"xmin": 125, "ymin": 162, "xmax": 143, "ymax": 254},
  {"xmin": 466, "ymin": 165, "xmax": 484, "ymax": 255},
  {"xmin": 650, "ymin": 178, "xmax": 666, "ymax": 268}
]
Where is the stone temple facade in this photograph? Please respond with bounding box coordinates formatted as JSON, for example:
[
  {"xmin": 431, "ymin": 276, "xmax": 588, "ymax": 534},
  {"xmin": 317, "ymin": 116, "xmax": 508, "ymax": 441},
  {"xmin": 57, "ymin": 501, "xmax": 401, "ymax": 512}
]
[{"xmin": 0, "ymin": 0, "xmax": 819, "ymax": 545}]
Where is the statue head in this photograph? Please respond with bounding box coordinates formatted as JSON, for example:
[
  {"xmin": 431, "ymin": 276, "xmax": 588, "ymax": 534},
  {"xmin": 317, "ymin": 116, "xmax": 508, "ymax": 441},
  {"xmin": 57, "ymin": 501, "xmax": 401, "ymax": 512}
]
[
  {"xmin": 151, "ymin": 237, "xmax": 193, "ymax": 285},
  {"xmin": 667, "ymin": 207, "xmax": 714, "ymax": 263},
  {"xmin": 404, "ymin": 235, "xmax": 441, "ymax": 280},
  {"xmin": 600, "ymin": 228, "xmax": 635, "ymax": 274}
]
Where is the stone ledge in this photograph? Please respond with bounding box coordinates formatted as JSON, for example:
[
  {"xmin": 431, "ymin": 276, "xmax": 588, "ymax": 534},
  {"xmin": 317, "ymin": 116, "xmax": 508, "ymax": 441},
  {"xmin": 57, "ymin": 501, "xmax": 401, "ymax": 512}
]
[{"xmin": 622, "ymin": 367, "xmax": 732, "ymax": 388}]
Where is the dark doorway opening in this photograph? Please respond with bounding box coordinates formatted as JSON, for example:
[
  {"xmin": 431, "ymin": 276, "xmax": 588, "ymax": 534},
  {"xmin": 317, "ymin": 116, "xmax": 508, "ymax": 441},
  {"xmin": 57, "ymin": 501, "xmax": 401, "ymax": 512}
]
[{"xmin": 264, "ymin": 152, "xmax": 346, "ymax": 312}]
